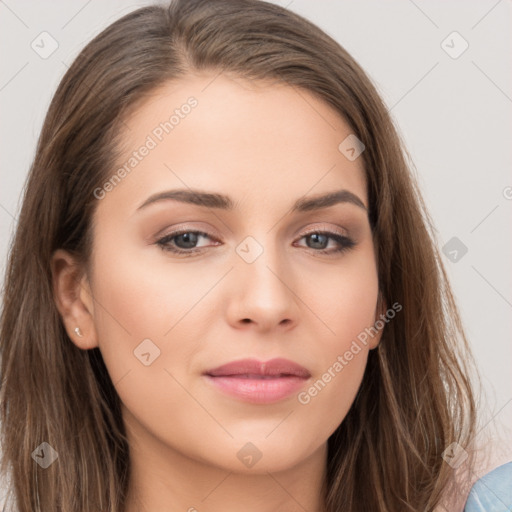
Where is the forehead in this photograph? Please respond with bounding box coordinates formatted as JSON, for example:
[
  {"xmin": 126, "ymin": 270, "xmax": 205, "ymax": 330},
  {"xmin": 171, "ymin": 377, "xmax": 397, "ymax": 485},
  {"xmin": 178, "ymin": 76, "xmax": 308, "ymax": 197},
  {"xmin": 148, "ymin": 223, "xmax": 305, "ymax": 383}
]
[{"xmin": 98, "ymin": 72, "xmax": 368, "ymax": 218}]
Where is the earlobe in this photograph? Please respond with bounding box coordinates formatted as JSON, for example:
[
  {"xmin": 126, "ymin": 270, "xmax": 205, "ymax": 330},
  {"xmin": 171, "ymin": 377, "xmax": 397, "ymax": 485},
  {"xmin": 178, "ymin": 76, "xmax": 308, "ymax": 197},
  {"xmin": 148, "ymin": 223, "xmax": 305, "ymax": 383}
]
[{"xmin": 51, "ymin": 248, "xmax": 98, "ymax": 350}]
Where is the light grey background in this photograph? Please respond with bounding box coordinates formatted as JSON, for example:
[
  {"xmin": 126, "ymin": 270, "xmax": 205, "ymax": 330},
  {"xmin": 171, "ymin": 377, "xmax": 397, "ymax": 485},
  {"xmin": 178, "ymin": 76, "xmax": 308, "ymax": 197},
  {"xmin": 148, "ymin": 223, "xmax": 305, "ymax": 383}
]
[{"xmin": 1, "ymin": 0, "xmax": 511, "ymax": 502}]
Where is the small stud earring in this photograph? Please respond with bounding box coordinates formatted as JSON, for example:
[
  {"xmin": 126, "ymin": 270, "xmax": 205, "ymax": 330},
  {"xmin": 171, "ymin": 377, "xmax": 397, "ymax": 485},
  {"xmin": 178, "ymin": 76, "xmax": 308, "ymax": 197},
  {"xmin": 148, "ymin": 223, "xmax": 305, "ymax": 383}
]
[{"xmin": 74, "ymin": 326, "xmax": 83, "ymax": 337}]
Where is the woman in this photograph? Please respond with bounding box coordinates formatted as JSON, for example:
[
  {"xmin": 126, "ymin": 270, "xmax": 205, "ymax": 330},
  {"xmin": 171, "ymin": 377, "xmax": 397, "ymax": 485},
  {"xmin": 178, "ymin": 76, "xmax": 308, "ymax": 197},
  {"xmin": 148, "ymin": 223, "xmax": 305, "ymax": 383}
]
[{"xmin": 1, "ymin": 0, "xmax": 508, "ymax": 510}]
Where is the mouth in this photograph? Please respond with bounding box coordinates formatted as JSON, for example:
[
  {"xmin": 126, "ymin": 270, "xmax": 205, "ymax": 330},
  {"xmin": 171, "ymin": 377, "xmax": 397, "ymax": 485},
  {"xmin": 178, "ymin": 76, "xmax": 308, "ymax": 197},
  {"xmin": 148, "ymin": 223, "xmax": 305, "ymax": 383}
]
[{"xmin": 203, "ymin": 358, "xmax": 311, "ymax": 404}]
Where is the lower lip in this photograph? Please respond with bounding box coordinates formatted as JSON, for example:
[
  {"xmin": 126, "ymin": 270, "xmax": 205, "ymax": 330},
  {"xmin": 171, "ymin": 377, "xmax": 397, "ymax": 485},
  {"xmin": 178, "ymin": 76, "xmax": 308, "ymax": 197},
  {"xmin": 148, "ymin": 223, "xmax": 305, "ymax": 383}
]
[{"xmin": 204, "ymin": 375, "xmax": 309, "ymax": 404}]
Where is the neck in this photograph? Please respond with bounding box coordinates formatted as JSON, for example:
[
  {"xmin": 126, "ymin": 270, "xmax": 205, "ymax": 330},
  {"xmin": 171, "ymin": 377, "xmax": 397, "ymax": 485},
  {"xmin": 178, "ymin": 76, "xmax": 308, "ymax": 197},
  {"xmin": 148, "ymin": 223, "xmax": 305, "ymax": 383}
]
[{"xmin": 124, "ymin": 424, "xmax": 328, "ymax": 512}]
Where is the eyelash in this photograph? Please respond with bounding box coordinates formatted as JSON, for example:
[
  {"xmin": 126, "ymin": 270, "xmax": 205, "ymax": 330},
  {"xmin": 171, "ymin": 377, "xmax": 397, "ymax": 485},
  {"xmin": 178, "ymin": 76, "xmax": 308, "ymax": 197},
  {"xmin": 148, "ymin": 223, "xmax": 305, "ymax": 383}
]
[{"xmin": 155, "ymin": 228, "xmax": 356, "ymax": 257}]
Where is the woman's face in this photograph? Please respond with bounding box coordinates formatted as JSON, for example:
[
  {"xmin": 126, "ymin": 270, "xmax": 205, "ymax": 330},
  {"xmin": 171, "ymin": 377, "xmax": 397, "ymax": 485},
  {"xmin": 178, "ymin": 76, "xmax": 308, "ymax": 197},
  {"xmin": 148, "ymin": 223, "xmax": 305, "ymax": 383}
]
[{"xmin": 81, "ymin": 73, "xmax": 382, "ymax": 474}]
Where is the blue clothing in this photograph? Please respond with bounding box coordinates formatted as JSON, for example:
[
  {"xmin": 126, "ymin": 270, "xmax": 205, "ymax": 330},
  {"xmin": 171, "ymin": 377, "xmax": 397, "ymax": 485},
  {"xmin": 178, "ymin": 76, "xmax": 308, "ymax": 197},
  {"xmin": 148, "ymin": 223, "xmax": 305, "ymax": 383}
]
[{"xmin": 464, "ymin": 461, "xmax": 512, "ymax": 511}]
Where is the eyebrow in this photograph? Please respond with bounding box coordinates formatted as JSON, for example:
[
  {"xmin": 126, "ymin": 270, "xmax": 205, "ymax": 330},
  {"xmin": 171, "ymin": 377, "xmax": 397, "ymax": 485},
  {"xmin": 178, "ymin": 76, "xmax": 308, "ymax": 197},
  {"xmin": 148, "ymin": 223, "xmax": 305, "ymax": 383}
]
[{"xmin": 136, "ymin": 188, "xmax": 367, "ymax": 213}]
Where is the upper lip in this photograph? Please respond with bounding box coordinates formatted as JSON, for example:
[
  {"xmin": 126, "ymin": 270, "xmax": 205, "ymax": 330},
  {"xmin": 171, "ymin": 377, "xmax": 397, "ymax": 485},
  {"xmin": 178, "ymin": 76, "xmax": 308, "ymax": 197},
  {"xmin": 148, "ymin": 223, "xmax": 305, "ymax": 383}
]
[{"xmin": 204, "ymin": 358, "xmax": 311, "ymax": 378}]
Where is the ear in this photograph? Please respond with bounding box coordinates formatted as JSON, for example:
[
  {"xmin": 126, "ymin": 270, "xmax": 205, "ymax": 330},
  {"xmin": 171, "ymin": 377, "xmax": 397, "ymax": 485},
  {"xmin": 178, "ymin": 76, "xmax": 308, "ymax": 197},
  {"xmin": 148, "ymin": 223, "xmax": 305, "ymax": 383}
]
[
  {"xmin": 51, "ymin": 249, "xmax": 98, "ymax": 350},
  {"xmin": 369, "ymin": 291, "xmax": 387, "ymax": 350}
]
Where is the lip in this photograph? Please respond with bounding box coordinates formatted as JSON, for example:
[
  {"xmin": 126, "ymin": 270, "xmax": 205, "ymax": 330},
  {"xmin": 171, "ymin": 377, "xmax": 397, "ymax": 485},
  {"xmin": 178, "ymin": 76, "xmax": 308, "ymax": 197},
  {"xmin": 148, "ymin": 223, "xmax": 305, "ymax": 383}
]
[{"xmin": 203, "ymin": 358, "xmax": 311, "ymax": 404}]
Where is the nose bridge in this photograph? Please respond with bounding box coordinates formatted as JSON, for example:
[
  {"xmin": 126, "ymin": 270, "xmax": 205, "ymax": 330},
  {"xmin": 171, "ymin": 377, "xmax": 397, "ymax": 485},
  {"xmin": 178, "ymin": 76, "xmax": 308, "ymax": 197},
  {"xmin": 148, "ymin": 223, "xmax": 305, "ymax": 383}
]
[
  {"xmin": 229, "ymin": 231, "xmax": 297, "ymax": 327},
  {"xmin": 236, "ymin": 231, "xmax": 289, "ymax": 295}
]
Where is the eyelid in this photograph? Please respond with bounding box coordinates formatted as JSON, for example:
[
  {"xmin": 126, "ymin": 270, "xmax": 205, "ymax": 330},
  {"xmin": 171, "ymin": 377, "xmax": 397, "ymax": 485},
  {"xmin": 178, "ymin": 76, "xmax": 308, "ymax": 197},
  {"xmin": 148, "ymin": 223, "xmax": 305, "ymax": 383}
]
[
  {"xmin": 155, "ymin": 222, "xmax": 351, "ymax": 243},
  {"xmin": 298, "ymin": 223, "xmax": 349, "ymax": 238},
  {"xmin": 154, "ymin": 221, "xmax": 356, "ymax": 258},
  {"xmin": 153, "ymin": 222, "xmax": 219, "ymax": 241}
]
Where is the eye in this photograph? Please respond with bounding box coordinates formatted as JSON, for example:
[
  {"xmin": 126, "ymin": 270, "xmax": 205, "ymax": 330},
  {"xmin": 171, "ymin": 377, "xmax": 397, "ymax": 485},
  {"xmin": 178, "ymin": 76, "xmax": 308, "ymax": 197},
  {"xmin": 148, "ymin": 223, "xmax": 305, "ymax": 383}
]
[
  {"xmin": 155, "ymin": 228, "xmax": 356, "ymax": 257},
  {"xmin": 294, "ymin": 230, "xmax": 356, "ymax": 255},
  {"xmin": 155, "ymin": 230, "xmax": 219, "ymax": 256}
]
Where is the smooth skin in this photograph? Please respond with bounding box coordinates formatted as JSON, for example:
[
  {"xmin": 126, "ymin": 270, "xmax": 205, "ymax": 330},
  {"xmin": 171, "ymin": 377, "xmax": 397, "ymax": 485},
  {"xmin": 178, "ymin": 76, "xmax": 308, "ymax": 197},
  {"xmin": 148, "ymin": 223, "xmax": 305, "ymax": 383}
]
[{"xmin": 52, "ymin": 73, "xmax": 385, "ymax": 512}]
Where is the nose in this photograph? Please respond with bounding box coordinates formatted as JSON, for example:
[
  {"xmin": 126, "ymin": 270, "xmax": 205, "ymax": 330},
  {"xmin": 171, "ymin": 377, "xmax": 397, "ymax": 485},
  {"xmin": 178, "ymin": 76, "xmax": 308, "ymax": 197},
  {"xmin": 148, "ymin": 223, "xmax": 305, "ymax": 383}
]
[{"xmin": 224, "ymin": 237, "xmax": 299, "ymax": 333}]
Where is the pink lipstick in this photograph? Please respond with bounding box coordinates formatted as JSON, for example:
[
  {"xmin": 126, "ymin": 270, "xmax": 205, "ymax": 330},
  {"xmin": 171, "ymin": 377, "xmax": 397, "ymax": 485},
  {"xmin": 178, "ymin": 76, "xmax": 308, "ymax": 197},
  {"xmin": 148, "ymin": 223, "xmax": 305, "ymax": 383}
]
[{"xmin": 203, "ymin": 358, "xmax": 311, "ymax": 404}]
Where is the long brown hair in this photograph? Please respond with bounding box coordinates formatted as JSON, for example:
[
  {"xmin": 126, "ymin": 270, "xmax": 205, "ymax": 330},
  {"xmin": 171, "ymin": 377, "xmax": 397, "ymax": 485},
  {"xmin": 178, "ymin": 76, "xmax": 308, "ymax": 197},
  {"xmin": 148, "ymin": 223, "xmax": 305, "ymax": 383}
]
[{"xmin": 0, "ymin": 0, "xmax": 479, "ymax": 510}]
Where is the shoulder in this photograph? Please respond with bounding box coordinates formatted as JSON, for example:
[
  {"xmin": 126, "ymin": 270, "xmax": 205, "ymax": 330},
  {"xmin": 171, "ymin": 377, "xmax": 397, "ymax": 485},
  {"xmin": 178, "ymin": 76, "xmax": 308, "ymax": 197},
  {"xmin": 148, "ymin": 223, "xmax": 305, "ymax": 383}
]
[{"xmin": 463, "ymin": 461, "xmax": 512, "ymax": 511}]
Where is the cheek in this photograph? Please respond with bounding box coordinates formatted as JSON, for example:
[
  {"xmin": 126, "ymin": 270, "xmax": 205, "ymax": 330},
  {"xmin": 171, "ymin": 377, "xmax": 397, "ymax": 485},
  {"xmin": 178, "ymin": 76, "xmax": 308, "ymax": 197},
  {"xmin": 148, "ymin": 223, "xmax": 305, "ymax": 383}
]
[
  {"xmin": 292, "ymin": 250, "xmax": 379, "ymax": 435},
  {"xmin": 296, "ymin": 349, "xmax": 368, "ymax": 445},
  {"xmin": 87, "ymin": 236, "xmax": 215, "ymax": 386},
  {"xmin": 91, "ymin": 226, "xmax": 220, "ymax": 332},
  {"xmin": 299, "ymin": 246, "xmax": 379, "ymax": 350},
  {"xmin": 87, "ymin": 244, "xmax": 213, "ymax": 446}
]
